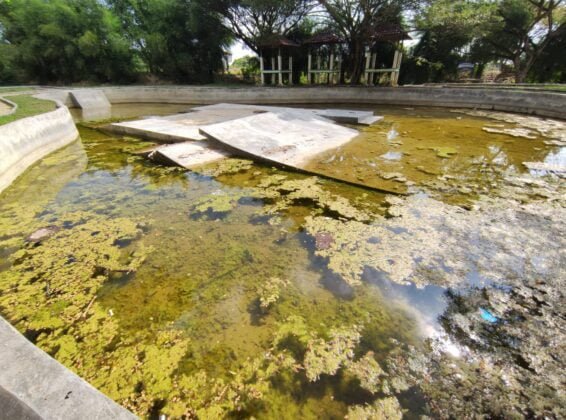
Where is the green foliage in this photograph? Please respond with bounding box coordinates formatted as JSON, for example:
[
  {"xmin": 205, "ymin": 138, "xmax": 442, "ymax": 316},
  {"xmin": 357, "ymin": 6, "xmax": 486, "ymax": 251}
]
[
  {"xmin": 0, "ymin": 0, "xmax": 137, "ymax": 84},
  {"xmin": 0, "ymin": 94, "xmax": 55, "ymax": 125},
  {"xmin": 231, "ymin": 55, "xmax": 260, "ymax": 80},
  {"xmin": 109, "ymin": 0, "xmax": 231, "ymax": 83}
]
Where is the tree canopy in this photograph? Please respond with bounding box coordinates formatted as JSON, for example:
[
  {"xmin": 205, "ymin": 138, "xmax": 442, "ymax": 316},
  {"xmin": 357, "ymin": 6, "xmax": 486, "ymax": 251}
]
[{"xmin": 0, "ymin": 0, "xmax": 564, "ymax": 85}]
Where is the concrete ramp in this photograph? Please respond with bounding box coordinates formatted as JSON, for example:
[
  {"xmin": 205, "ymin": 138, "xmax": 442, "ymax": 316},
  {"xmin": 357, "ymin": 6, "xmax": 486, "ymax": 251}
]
[
  {"xmin": 69, "ymin": 89, "xmax": 111, "ymax": 120},
  {"xmin": 200, "ymin": 111, "xmax": 359, "ymax": 168},
  {"xmin": 149, "ymin": 141, "xmax": 229, "ymax": 168}
]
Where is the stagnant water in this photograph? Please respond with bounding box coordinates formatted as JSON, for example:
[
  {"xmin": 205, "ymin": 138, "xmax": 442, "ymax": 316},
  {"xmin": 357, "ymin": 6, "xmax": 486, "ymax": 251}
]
[{"xmin": 0, "ymin": 105, "xmax": 564, "ymax": 419}]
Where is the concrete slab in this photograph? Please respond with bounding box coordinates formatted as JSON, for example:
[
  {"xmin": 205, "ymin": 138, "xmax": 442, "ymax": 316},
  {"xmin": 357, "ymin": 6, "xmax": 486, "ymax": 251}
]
[
  {"xmin": 0, "ymin": 317, "xmax": 135, "ymax": 420},
  {"xmin": 200, "ymin": 111, "xmax": 359, "ymax": 168},
  {"xmin": 69, "ymin": 89, "xmax": 111, "ymax": 121},
  {"xmin": 192, "ymin": 103, "xmax": 382, "ymax": 126},
  {"xmin": 110, "ymin": 118, "xmax": 206, "ymax": 142},
  {"xmin": 149, "ymin": 141, "xmax": 229, "ymax": 168}
]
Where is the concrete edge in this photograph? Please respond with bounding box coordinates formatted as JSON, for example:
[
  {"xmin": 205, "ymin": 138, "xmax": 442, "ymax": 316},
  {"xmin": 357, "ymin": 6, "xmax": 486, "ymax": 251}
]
[
  {"xmin": 0, "ymin": 100, "xmax": 79, "ymax": 194},
  {"xmin": 0, "ymin": 317, "xmax": 137, "ymax": 420},
  {"xmin": 0, "ymin": 100, "xmax": 139, "ymax": 418},
  {"xmin": 35, "ymin": 86, "xmax": 566, "ymax": 120},
  {"xmin": 0, "ymin": 96, "xmax": 18, "ymax": 116}
]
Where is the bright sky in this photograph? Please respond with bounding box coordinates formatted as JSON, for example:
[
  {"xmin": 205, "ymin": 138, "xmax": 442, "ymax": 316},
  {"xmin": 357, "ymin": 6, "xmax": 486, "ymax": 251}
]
[{"xmin": 229, "ymin": 41, "xmax": 254, "ymax": 63}]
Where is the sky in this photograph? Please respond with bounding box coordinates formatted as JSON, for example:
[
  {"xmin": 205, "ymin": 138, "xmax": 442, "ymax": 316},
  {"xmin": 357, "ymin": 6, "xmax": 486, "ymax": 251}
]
[{"xmin": 229, "ymin": 41, "xmax": 254, "ymax": 64}]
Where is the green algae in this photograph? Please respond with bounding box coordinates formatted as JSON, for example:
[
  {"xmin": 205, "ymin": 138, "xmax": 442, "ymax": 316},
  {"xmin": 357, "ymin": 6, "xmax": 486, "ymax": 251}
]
[
  {"xmin": 303, "ymin": 325, "xmax": 361, "ymax": 381},
  {"xmin": 257, "ymin": 277, "xmax": 289, "ymax": 311},
  {"xmin": 346, "ymin": 396, "xmax": 403, "ymax": 420},
  {"xmin": 0, "ymin": 105, "xmax": 564, "ymax": 419},
  {"xmin": 432, "ymin": 146, "xmax": 458, "ymax": 158},
  {"xmin": 304, "ymin": 106, "xmax": 560, "ymax": 205}
]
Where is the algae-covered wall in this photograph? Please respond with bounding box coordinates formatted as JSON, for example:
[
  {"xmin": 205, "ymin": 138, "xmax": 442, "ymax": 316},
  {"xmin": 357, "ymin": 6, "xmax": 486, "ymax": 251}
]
[{"xmin": 0, "ymin": 102, "xmax": 78, "ymax": 193}]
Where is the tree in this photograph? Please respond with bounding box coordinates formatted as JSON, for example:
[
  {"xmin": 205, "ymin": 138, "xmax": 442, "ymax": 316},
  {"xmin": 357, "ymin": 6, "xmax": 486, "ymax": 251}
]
[
  {"xmin": 317, "ymin": 0, "xmax": 417, "ymax": 84},
  {"xmin": 412, "ymin": 0, "xmax": 497, "ymax": 81},
  {"xmin": 109, "ymin": 0, "xmax": 231, "ymax": 83},
  {"xmin": 0, "ymin": 0, "xmax": 137, "ymax": 84},
  {"xmin": 479, "ymin": 0, "xmax": 566, "ymax": 83},
  {"xmin": 215, "ymin": 0, "xmax": 314, "ymax": 53}
]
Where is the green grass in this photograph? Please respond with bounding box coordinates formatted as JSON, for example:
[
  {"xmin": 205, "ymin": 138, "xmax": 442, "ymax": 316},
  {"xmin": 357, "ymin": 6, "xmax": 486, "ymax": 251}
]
[
  {"xmin": 0, "ymin": 94, "xmax": 56, "ymax": 125},
  {"xmin": 0, "ymin": 86, "xmax": 34, "ymax": 93}
]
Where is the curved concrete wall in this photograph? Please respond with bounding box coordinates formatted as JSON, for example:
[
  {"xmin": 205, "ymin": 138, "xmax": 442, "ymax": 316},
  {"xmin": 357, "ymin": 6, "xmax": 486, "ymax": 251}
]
[
  {"xmin": 39, "ymin": 86, "xmax": 566, "ymax": 120},
  {"xmin": 0, "ymin": 102, "xmax": 79, "ymax": 193}
]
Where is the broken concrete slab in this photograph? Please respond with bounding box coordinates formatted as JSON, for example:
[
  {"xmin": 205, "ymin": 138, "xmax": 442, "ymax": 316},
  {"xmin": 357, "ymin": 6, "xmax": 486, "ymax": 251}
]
[
  {"xmin": 200, "ymin": 110, "xmax": 359, "ymax": 168},
  {"xmin": 110, "ymin": 118, "xmax": 207, "ymax": 142},
  {"xmin": 192, "ymin": 103, "xmax": 382, "ymax": 126},
  {"xmin": 149, "ymin": 141, "xmax": 229, "ymax": 168},
  {"xmin": 523, "ymin": 161, "xmax": 566, "ymax": 176}
]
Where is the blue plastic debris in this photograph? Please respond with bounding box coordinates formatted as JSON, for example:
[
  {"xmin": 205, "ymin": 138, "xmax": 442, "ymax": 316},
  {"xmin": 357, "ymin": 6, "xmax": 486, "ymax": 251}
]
[{"xmin": 480, "ymin": 307, "xmax": 498, "ymax": 323}]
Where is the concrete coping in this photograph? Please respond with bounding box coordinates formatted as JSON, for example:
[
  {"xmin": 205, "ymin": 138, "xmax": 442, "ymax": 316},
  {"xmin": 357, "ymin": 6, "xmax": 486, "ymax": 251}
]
[
  {"xmin": 0, "ymin": 318, "xmax": 137, "ymax": 419},
  {"xmin": 0, "ymin": 96, "xmax": 18, "ymax": 116}
]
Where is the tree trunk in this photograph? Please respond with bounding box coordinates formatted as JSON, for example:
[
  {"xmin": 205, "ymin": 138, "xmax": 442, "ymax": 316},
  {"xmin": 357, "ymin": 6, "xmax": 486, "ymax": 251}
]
[
  {"xmin": 349, "ymin": 39, "xmax": 364, "ymax": 85},
  {"xmin": 513, "ymin": 55, "xmax": 529, "ymax": 83}
]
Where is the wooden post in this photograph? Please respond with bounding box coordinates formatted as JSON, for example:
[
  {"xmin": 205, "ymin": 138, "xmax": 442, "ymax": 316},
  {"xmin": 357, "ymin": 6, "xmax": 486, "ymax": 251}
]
[
  {"xmin": 364, "ymin": 47, "xmax": 371, "ymax": 85},
  {"xmin": 271, "ymin": 56, "xmax": 276, "ymax": 84},
  {"xmin": 316, "ymin": 54, "xmax": 321, "ymax": 84},
  {"xmin": 338, "ymin": 54, "xmax": 342, "ymax": 85},
  {"xmin": 370, "ymin": 52, "xmax": 377, "ymax": 85},
  {"xmin": 278, "ymin": 48, "xmax": 283, "ymax": 85},
  {"xmin": 396, "ymin": 52, "xmax": 403, "ymax": 85},
  {"xmin": 329, "ymin": 51, "xmax": 335, "ymax": 85},
  {"xmin": 307, "ymin": 51, "xmax": 312, "ymax": 84},
  {"xmin": 260, "ymin": 50, "xmax": 265, "ymax": 85},
  {"xmin": 392, "ymin": 50, "xmax": 400, "ymax": 86},
  {"xmin": 289, "ymin": 55, "xmax": 293, "ymax": 85}
]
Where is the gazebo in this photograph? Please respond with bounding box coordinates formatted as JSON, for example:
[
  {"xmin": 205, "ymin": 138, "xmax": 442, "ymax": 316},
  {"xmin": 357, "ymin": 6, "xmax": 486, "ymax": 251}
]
[
  {"xmin": 364, "ymin": 23, "xmax": 411, "ymax": 86},
  {"xmin": 303, "ymin": 32, "xmax": 345, "ymax": 85},
  {"xmin": 258, "ymin": 35, "xmax": 300, "ymax": 86}
]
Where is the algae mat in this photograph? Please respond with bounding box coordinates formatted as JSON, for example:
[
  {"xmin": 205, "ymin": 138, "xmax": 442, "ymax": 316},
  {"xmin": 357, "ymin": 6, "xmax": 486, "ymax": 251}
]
[{"xmin": 0, "ymin": 106, "xmax": 564, "ymax": 419}]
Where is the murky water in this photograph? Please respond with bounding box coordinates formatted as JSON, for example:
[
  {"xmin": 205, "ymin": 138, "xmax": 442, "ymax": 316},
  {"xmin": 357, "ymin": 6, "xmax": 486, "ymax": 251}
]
[{"xmin": 0, "ymin": 105, "xmax": 564, "ymax": 419}]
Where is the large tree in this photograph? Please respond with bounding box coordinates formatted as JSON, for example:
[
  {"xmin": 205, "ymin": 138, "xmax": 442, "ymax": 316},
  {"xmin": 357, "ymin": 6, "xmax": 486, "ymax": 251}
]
[
  {"xmin": 479, "ymin": 0, "xmax": 565, "ymax": 83},
  {"xmin": 317, "ymin": 0, "xmax": 417, "ymax": 84},
  {"xmin": 109, "ymin": 0, "xmax": 231, "ymax": 83},
  {"xmin": 413, "ymin": 0, "xmax": 496, "ymax": 81},
  {"xmin": 0, "ymin": 0, "xmax": 136, "ymax": 84},
  {"xmin": 215, "ymin": 0, "xmax": 314, "ymax": 53}
]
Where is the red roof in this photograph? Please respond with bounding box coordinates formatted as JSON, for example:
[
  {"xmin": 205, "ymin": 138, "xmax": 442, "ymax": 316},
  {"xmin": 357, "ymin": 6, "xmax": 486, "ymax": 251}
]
[
  {"xmin": 258, "ymin": 35, "xmax": 300, "ymax": 48},
  {"xmin": 370, "ymin": 23, "xmax": 411, "ymax": 42},
  {"xmin": 303, "ymin": 32, "xmax": 345, "ymax": 45}
]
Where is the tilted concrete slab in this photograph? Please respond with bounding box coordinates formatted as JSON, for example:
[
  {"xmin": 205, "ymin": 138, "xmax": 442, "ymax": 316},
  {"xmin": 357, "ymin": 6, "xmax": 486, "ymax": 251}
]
[
  {"xmin": 149, "ymin": 141, "xmax": 229, "ymax": 168},
  {"xmin": 107, "ymin": 107, "xmax": 263, "ymax": 143},
  {"xmin": 191, "ymin": 103, "xmax": 382, "ymax": 125},
  {"xmin": 0, "ymin": 317, "xmax": 136, "ymax": 420},
  {"xmin": 200, "ymin": 110, "xmax": 359, "ymax": 168},
  {"xmin": 110, "ymin": 118, "xmax": 207, "ymax": 142},
  {"xmin": 69, "ymin": 89, "xmax": 111, "ymax": 121}
]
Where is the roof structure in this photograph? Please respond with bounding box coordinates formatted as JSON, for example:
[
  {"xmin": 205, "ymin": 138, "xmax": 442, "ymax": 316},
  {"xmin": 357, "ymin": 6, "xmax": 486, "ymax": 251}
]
[
  {"xmin": 257, "ymin": 35, "xmax": 300, "ymax": 48},
  {"xmin": 370, "ymin": 23, "xmax": 411, "ymax": 42},
  {"xmin": 303, "ymin": 32, "xmax": 345, "ymax": 45}
]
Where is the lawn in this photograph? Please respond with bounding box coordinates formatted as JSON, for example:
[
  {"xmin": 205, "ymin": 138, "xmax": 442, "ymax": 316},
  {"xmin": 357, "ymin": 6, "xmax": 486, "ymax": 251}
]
[{"xmin": 0, "ymin": 94, "xmax": 56, "ymax": 126}]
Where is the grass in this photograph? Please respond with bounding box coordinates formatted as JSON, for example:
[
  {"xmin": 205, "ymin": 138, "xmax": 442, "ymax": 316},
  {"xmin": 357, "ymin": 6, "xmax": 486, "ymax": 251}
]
[
  {"xmin": 0, "ymin": 94, "xmax": 56, "ymax": 126},
  {"xmin": 0, "ymin": 86, "xmax": 35, "ymax": 93}
]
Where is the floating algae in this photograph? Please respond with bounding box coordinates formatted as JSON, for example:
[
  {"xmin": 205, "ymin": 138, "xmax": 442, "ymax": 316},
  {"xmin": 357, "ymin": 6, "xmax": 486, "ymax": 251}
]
[
  {"xmin": 0, "ymin": 106, "xmax": 564, "ymax": 419},
  {"xmin": 304, "ymin": 176, "xmax": 565, "ymax": 288},
  {"xmin": 346, "ymin": 396, "xmax": 403, "ymax": 420}
]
